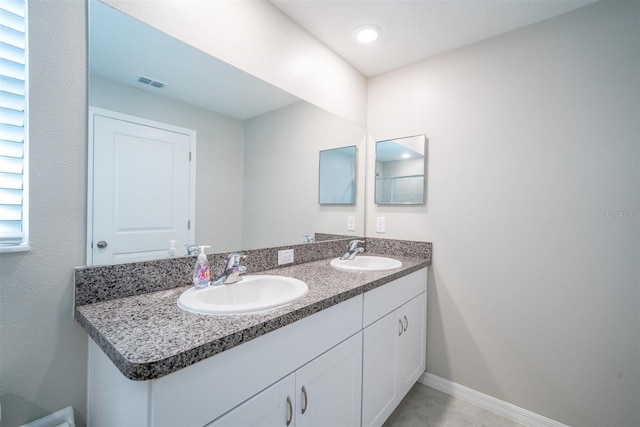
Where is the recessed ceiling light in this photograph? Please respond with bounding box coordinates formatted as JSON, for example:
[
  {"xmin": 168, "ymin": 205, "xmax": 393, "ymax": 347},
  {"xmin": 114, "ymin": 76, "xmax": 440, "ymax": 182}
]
[{"xmin": 353, "ymin": 24, "xmax": 381, "ymax": 44}]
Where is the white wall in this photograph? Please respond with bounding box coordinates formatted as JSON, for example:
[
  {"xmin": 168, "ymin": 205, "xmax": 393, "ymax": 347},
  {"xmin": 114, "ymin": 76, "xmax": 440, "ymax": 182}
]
[
  {"xmin": 100, "ymin": 0, "xmax": 367, "ymax": 128},
  {"xmin": 0, "ymin": 1, "xmax": 88, "ymax": 425},
  {"xmin": 89, "ymin": 76, "xmax": 245, "ymax": 252},
  {"xmin": 243, "ymin": 102, "xmax": 366, "ymax": 249},
  {"xmin": 367, "ymin": 1, "xmax": 640, "ymax": 426}
]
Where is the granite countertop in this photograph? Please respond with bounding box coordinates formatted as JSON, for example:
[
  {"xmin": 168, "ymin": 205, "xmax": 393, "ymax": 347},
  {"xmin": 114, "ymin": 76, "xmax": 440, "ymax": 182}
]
[{"xmin": 75, "ymin": 254, "xmax": 429, "ymax": 381}]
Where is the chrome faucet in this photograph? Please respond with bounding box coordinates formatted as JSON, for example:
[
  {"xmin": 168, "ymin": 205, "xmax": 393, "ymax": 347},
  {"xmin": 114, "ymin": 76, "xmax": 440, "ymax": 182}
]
[
  {"xmin": 186, "ymin": 244, "xmax": 199, "ymax": 256},
  {"xmin": 340, "ymin": 240, "xmax": 365, "ymax": 260},
  {"xmin": 212, "ymin": 253, "xmax": 247, "ymax": 285}
]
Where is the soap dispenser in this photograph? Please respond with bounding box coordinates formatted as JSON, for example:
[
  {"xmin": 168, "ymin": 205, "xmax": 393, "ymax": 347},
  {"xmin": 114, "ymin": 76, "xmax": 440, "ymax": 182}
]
[
  {"xmin": 192, "ymin": 245, "xmax": 211, "ymax": 289},
  {"xmin": 167, "ymin": 240, "xmax": 177, "ymax": 258}
]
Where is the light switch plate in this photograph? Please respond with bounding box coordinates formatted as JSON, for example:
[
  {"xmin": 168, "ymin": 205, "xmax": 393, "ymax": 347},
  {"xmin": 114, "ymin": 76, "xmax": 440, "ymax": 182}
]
[
  {"xmin": 376, "ymin": 216, "xmax": 386, "ymax": 233},
  {"xmin": 278, "ymin": 249, "xmax": 294, "ymax": 265},
  {"xmin": 347, "ymin": 216, "xmax": 356, "ymax": 231}
]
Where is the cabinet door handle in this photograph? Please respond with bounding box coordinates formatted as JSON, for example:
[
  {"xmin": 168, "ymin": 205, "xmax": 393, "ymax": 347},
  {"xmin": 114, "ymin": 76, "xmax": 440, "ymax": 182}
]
[
  {"xmin": 403, "ymin": 315, "xmax": 408, "ymax": 332},
  {"xmin": 301, "ymin": 385, "xmax": 308, "ymax": 414},
  {"xmin": 286, "ymin": 396, "xmax": 293, "ymax": 426},
  {"xmin": 398, "ymin": 319, "xmax": 404, "ymax": 336}
]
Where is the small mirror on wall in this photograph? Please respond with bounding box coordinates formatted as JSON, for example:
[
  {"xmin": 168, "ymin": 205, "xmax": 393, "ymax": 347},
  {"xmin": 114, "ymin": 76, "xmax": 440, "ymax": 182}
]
[
  {"xmin": 375, "ymin": 135, "xmax": 427, "ymax": 205},
  {"xmin": 319, "ymin": 145, "xmax": 357, "ymax": 205}
]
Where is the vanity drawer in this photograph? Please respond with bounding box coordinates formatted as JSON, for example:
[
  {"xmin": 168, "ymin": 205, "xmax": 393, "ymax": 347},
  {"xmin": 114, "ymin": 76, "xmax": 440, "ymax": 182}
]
[{"xmin": 363, "ymin": 268, "xmax": 427, "ymax": 327}]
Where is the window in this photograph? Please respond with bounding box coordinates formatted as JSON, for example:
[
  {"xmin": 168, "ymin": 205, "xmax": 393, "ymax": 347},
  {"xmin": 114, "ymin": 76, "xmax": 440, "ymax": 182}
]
[{"xmin": 0, "ymin": 0, "xmax": 28, "ymax": 252}]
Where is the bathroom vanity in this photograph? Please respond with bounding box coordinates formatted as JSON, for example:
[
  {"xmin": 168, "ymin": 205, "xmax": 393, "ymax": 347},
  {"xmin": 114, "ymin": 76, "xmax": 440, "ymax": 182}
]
[{"xmin": 75, "ymin": 240, "xmax": 430, "ymax": 427}]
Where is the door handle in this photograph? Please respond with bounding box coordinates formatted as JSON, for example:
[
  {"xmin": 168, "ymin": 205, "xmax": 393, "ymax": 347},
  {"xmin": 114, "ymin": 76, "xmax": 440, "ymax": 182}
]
[{"xmin": 96, "ymin": 240, "xmax": 108, "ymax": 249}]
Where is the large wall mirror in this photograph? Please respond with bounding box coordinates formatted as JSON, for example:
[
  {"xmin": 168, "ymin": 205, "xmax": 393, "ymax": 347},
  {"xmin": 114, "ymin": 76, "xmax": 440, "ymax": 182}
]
[
  {"xmin": 87, "ymin": 0, "xmax": 366, "ymax": 265},
  {"xmin": 375, "ymin": 135, "xmax": 427, "ymax": 205}
]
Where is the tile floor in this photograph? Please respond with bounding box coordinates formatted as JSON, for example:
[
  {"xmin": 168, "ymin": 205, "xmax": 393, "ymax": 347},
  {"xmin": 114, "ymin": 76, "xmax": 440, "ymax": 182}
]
[{"xmin": 383, "ymin": 383, "xmax": 526, "ymax": 427}]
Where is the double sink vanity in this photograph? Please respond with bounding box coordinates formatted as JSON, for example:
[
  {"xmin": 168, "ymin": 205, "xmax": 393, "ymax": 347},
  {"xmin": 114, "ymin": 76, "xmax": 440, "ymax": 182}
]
[
  {"xmin": 82, "ymin": 5, "xmax": 432, "ymax": 425},
  {"xmin": 74, "ymin": 238, "xmax": 431, "ymax": 427}
]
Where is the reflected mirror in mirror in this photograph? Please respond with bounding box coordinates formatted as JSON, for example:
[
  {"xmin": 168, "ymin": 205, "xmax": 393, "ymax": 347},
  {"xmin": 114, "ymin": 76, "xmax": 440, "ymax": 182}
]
[
  {"xmin": 318, "ymin": 146, "xmax": 356, "ymax": 205},
  {"xmin": 375, "ymin": 135, "xmax": 427, "ymax": 205},
  {"xmin": 88, "ymin": 0, "xmax": 366, "ymax": 265}
]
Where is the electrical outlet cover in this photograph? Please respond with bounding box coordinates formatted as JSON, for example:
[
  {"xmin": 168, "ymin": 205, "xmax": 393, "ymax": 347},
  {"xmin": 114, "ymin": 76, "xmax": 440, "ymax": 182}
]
[
  {"xmin": 278, "ymin": 249, "xmax": 294, "ymax": 265},
  {"xmin": 347, "ymin": 216, "xmax": 356, "ymax": 231}
]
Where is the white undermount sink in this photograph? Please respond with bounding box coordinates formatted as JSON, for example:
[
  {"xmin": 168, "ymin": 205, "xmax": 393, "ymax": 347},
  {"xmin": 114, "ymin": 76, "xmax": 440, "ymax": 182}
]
[
  {"xmin": 330, "ymin": 256, "xmax": 403, "ymax": 272},
  {"xmin": 177, "ymin": 275, "xmax": 309, "ymax": 315}
]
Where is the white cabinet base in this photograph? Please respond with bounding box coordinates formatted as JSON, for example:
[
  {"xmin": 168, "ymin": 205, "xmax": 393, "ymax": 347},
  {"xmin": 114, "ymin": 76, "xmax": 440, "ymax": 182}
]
[
  {"xmin": 87, "ymin": 267, "xmax": 428, "ymax": 427},
  {"xmin": 88, "ymin": 296, "xmax": 362, "ymax": 427}
]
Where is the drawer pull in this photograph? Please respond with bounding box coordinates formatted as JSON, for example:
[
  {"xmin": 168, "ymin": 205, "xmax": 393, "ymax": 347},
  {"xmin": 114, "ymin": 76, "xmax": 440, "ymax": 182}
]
[
  {"xmin": 286, "ymin": 396, "xmax": 293, "ymax": 426},
  {"xmin": 301, "ymin": 385, "xmax": 308, "ymax": 414},
  {"xmin": 403, "ymin": 315, "xmax": 408, "ymax": 332},
  {"xmin": 398, "ymin": 319, "xmax": 404, "ymax": 336}
]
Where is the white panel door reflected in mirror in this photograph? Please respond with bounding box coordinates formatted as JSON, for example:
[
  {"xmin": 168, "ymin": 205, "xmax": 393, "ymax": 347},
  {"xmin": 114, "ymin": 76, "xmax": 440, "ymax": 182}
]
[
  {"xmin": 375, "ymin": 135, "xmax": 427, "ymax": 205},
  {"xmin": 318, "ymin": 146, "xmax": 357, "ymax": 205}
]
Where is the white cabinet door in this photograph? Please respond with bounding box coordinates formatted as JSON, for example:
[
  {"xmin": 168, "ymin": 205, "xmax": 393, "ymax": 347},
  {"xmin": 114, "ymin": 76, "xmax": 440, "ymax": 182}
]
[
  {"xmin": 362, "ymin": 291, "xmax": 427, "ymax": 427},
  {"xmin": 207, "ymin": 374, "xmax": 296, "ymax": 427},
  {"xmin": 208, "ymin": 333, "xmax": 362, "ymax": 427},
  {"xmin": 296, "ymin": 333, "xmax": 362, "ymax": 427},
  {"xmin": 362, "ymin": 310, "xmax": 401, "ymax": 427},
  {"xmin": 398, "ymin": 292, "xmax": 427, "ymax": 396}
]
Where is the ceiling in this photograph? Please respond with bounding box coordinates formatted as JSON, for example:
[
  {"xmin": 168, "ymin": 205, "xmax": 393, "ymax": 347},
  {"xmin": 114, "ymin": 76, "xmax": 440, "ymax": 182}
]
[
  {"xmin": 90, "ymin": 0, "xmax": 598, "ymax": 118},
  {"xmin": 90, "ymin": 0, "xmax": 300, "ymax": 120},
  {"xmin": 270, "ymin": 0, "xmax": 598, "ymax": 77}
]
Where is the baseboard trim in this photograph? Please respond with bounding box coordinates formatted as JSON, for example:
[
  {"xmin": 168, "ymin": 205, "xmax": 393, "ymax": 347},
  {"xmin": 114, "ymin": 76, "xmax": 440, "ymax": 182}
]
[{"xmin": 419, "ymin": 373, "xmax": 569, "ymax": 427}]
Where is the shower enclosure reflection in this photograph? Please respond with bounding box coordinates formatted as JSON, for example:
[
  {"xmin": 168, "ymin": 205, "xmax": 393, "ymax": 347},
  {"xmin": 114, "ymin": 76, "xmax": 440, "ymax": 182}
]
[{"xmin": 375, "ymin": 135, "xmax": 427, "ymax": 205}]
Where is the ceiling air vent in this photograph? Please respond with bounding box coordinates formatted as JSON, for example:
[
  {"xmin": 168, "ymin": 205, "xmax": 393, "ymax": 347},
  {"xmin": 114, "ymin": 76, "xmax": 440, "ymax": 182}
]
[{"xmin": 137, "ymin": 75, "xmax": 166, "ymax": 89}]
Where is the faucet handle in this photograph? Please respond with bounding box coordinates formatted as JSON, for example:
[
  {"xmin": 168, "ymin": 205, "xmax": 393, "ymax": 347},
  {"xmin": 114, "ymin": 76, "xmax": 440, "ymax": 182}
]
[
  {"xmin": 348, "ymin": 240, "xmax": 365, "ymax": 250},
  {"xmin": 226, "ymin": 252, "xmax": 246, "ymax": 267}
]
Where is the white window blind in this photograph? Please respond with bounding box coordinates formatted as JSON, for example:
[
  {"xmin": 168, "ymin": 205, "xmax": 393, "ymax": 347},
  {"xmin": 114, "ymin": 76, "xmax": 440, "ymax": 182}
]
[{"xmin": 0, "ymin": 0, "xmax": 28, "ymax": 250}]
